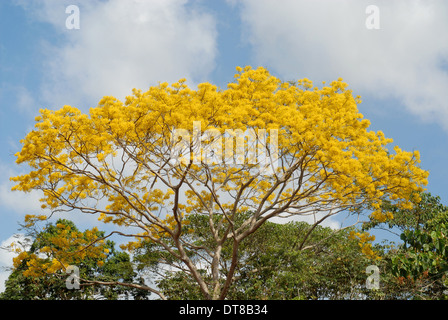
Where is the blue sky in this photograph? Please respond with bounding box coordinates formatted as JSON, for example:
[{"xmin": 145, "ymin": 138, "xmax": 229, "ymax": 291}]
[{"xmin": 1, "ymin": 0, "xmax": 448, "ymax": 291}]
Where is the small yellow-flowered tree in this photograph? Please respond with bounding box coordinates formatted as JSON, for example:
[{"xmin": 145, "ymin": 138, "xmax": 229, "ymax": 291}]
[
  {"xmin": 10, "ymin": 66, "xmax": 428, "ymax": 300},
  {"xmin": 11, "ymin": 215, "xmax": 109, "ymax": 277}
]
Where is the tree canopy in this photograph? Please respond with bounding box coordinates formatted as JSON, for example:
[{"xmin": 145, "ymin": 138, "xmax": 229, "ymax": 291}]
[
  {"xmin": 1, "ymin": 219, "xmax": 149, "ymax": 300},
  {"xmin": 8, "ymin": 66, "xmax": 428, "ymax": 299}
]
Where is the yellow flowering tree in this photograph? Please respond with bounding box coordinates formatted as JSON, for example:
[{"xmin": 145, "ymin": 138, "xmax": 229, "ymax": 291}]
[
  {"xmin": 10, "ymin": 66, "xmax": 428, "ymax": 300},
  {"xmin": 5, "ymin": 217, "xmax": 150, "ymax": 300},
  {"xmin": 11, "ymin": 216, "xmax": 109, "ymax": 277}
]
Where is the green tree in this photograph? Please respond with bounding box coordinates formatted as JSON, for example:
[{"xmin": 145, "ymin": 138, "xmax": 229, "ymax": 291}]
[
  {"xmin": 1, "ymin": 219, "xmax": 150, "ymax": 300},
  {"xmin": 10, "ymin": 67, "xmax": 428, "ymax": 299},
  {"xmin": 133, "ymin": 212, "xmax": 379, "ymax": 300},
  {"xmin": 364, "ymin": 192, "xmax": 448, "ymax": 299}
]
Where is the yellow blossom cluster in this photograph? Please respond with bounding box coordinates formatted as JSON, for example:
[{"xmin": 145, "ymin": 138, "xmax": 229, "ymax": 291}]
[
  {"xmin": 10, "ymin": 66, "xmax": 428, "ymax": 252},
  {"xmin": 349, "ymin": 230, "xmax": 381, "ymax": 260},
  {"xmin": 12, "ymin": 217, "xmax": 109, "ymax": 277}
]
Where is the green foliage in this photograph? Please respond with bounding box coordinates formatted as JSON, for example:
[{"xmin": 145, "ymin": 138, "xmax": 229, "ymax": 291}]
[
  {"xmin": 134, "ymin": 212, "xmax": 376, "ymax": 300},
  {"xmin": 391, "ymin": 211, "xmax": 448, "ymax": 299},
  {"xmin": 226, "ymin": 221, "xmax": 375, "ymax": 300},
  {"xmin": 366, "ymin": 192, "xmax": 448, "ymax": 299},
  {"xmin": 5, "ymin": 193, "xmax": 448, "ymax": 300}
]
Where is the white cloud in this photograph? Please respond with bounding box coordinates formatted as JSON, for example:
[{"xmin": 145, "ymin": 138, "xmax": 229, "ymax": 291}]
[
  {"xmin": 15, "ymin": 87, "xmax": 36, "ymax": 114},
  {"xmin": 0, "ymin": 234, "xmax": 30, "ymax": 293},
  {"xmin": 1, "ymin": 85, "xmax": 37, "ymax": 114},
  {"xmin": 0, "ymin": 234, "xmax": 29, "ymax": 267},
  {"xmin": 269, "ymin": 212, "xmax": 342, "ymax": 230},
  {"xmin": 0, "ymin": 183, "xmax": 43, "ymax": 215},
  {"xmin": 238, "ymin": 0, "xmax": 448, "ymax": 130},
  {"xmin": 17, "ymin": 0, "xmax": 218, "ymax": 111},
  {"xmin": 0, "ymin": 162, "xmax": 45, "ymax": 216}
]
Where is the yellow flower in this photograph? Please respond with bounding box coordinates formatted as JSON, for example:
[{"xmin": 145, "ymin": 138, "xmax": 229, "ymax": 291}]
[{"xmin": 10, "ymin": 66, "xmax": 427, "ymax": 268}]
